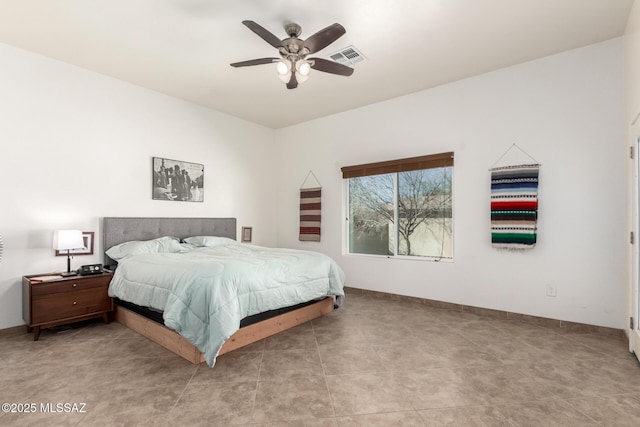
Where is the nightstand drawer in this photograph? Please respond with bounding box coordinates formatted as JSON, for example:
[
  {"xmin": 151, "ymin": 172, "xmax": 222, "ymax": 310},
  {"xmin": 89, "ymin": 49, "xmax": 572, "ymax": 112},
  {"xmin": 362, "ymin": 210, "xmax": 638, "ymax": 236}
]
[
  {"xmin": 31, "ymin": 276, "xmax": 109, "ymax": 297},
  {"xmin": 32, "ymin": 286, "xmax": 112, "ymax": 324}
]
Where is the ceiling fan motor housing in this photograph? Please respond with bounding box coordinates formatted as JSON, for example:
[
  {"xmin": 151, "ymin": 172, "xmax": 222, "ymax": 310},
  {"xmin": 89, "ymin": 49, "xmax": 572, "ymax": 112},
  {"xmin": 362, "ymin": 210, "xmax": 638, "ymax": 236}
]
[
  {"xmin": 280, "ymin": 38, "xmax": 308, "ymax": 60},
  {"xmin": 284, "ymin": 22, "xmax": 302, "ymax": 38}
]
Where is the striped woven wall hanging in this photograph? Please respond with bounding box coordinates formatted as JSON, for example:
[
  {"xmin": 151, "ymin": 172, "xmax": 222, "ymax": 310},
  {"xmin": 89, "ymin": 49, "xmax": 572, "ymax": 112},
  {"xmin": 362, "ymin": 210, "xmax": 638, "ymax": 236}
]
[
  {"xmin": 299, "ymin": 187, "xmax": 321, "ymax": 241},
  {"xmin": 490, "ymin": 164, "xmax": 540, "ymax": 249}
]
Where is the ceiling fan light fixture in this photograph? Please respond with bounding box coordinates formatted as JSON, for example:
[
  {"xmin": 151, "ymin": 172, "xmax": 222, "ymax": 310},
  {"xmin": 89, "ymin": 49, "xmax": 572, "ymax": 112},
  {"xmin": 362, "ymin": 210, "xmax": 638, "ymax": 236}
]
[
  {"xmin": 297, "ymin": 60, "xmax": 311, "ymax": 76},
  {"xmin": 278, "ymin": 71, "xmax": 292, "ymax": 84},
  {"xmin": 276, "ymin": 59, "xmax": 291, "ymax": 75},
  {"xmin": 293, "ymin": 60, "xmax": 310, "ymax": 84}
]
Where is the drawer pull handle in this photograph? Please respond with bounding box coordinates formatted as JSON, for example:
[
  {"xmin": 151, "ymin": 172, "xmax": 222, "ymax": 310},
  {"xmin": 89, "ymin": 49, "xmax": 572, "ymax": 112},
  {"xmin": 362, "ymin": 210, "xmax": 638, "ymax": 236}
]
[
  {"xmin": 73, "ymin": 301, "xmax": 77, "ymax": 305},
  {"xmin": 72, "ymin": 283, "xmax": 77, "ymax": 287}
]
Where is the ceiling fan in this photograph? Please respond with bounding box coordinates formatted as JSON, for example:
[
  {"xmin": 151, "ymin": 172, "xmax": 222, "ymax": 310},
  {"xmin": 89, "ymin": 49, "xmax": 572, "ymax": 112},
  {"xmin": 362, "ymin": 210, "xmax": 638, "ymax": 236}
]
[{"xmin": 230, "ymin": 20, "xmax": 354, "ymax": 89}]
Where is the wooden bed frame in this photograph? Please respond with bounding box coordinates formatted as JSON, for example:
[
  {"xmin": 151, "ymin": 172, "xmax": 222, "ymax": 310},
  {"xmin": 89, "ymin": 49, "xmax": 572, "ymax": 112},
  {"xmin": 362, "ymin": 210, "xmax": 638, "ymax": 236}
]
[
  {"xmin": 103, "ymin": 217, "xmax": 335, "ymax": 364},
  {"xmin": 114, "ymin": 297, "xmax": 334, "ymax": 364}
]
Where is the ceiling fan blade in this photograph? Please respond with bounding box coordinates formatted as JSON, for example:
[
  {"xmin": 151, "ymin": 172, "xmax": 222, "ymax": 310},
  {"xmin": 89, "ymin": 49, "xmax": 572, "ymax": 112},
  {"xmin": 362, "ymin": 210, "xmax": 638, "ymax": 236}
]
[
  {"xmin": 286, "ymin": 72, "xmax": 298, "ymax": 89},
  {"xmin": 309, "ymin": 58, "xmax": 354, "ymax": 76},
  {"xmin": 303, "ymin": 23, "xmax": 346, "ymax": 54},
  {"xmin": 242, "ymin": 20, "xmax": 282, "ymax": 49},
  {"xmin": 230, "ymin": 58, "xmax": 279, "ymax": 67}
]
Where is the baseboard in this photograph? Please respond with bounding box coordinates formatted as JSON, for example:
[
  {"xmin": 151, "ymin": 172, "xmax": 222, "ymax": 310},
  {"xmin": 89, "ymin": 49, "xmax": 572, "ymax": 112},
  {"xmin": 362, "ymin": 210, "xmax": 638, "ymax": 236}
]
[
  {"xmin": 1, "ymin": 289, "xmax": 624, "ymax": 340},
  {"xmin": 344, "ymin": 286, "xmax": 624, "ymax": 338}
]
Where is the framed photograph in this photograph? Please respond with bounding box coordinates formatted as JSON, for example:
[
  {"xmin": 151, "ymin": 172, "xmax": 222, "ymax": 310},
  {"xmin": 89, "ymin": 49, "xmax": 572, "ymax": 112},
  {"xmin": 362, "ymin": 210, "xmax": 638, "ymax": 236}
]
[
  {"xmin": 153, "ymin": 156, "xmax": 204, "ymax": 202},
  {"xmin": 56, "ymin": 231, "xmax": 94, "ymax": 256},
  {"xmin": 241, "ymin": 227, "xmax": 252, "ymax": 243}
]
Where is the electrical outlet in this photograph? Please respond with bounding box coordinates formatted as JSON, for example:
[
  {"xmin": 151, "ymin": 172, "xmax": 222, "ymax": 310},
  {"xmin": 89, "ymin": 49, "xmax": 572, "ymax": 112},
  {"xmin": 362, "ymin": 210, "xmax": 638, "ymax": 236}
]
[{"xmin": 546, "ymin": 286, "xmax": 557, "ymax": 297}]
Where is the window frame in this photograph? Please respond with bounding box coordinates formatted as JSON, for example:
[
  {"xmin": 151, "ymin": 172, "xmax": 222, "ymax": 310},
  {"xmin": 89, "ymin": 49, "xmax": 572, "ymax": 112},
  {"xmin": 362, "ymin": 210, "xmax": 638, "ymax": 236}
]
[{"xmin": 342, "ymin": 152, "xmax": 454, "ymax": 262}]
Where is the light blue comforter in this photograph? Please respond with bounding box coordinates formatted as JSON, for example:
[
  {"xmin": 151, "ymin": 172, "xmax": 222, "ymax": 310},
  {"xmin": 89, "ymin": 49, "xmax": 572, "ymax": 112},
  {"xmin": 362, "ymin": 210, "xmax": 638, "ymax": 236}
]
[{"xmin": 108, "ymin": 243, "xmax": 345, "ymax": 366}]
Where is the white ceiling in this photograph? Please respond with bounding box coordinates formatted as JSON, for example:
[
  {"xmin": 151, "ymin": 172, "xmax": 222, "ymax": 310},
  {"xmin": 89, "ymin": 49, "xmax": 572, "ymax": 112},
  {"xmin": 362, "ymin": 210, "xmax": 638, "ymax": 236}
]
[{"xmin": 0, "ymin": 0, "xmax": 634, "ymax": 129}]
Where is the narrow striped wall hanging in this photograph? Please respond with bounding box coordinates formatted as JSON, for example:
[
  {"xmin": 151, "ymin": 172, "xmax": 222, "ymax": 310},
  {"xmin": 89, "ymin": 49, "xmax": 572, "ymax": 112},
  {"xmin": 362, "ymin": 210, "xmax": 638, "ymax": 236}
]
[
  {"xmin": 299, "ymin": 187, "xmax": 321, "ymax": 241},
  {"xmin": 490, "ymin": 164, "xmax": 540, "ymax": 249}
]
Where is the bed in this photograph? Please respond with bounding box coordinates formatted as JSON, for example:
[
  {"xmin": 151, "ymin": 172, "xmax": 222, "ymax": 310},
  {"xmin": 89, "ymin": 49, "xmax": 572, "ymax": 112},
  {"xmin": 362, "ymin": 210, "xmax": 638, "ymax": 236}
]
[{"xmin": 103, "ymin": 217, "xmax": 345, "ymax": 367}]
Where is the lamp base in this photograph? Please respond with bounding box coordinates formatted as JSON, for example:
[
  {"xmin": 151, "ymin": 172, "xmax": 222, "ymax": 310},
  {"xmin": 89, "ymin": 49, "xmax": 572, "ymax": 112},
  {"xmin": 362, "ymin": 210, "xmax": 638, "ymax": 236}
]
[{"xmin": 62, "ymin": 253, "xmax": 77, "ymax": 277}]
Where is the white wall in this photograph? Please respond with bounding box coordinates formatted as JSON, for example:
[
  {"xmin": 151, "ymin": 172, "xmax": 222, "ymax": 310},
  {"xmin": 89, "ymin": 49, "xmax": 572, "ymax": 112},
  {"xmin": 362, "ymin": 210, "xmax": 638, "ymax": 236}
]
[
  {"xmin": 0, "ymin": 43, "xmax": 277, "ymax": 329},
  {"xmin": 625, "ymin": 1, "xmax": 640, "ymax": 335},
  {"xmin": 0, "ymin": 36, "xmax": 627, "ymax": 331},
  {"xmin": 275, "ymin": 38, "xmax": 626, "ymax": 329}
]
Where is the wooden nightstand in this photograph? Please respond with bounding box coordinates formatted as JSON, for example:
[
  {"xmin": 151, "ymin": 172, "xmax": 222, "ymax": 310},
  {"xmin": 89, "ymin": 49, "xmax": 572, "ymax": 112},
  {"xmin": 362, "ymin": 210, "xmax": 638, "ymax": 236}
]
[{"xmin": 22, "ymin": 271, "xmax": 114, "ymax": 340}]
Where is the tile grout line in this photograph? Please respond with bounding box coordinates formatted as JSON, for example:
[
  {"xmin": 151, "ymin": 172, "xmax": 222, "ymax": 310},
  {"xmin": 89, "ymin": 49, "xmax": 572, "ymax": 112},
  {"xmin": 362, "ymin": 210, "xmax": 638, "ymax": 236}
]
[
  {"xmin": 251, "ymin": 341, "xmax": 266, "ymax": 420},
  {"xmin": 312, "ymin": 318, "xmax": 338, "ymax": 420},
  {"xmin": 168, "ymin": 363, "xmax": 200, "ymax": 414}
]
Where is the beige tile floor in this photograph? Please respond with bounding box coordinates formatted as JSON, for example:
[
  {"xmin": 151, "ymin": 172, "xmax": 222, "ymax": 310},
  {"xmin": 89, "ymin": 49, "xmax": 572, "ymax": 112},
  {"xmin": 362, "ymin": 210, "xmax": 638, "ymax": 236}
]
[{"xmin": 2, "ymin": 290, "xmax": 640, "ymax": 426}]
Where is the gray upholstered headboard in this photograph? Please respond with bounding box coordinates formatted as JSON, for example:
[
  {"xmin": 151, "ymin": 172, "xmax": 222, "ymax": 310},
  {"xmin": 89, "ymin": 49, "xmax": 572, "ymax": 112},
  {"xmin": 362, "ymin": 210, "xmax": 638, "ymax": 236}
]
[{"xmin": 103, "ymin": 217, "xmax": 236, "ymax": 267}]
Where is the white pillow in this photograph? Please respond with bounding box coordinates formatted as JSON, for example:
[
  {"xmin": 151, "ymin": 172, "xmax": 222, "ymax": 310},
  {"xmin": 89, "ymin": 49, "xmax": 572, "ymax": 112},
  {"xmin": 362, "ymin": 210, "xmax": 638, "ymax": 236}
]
[
  {"xmin": 182, "ymin": 236, "xmax": 237, "ymax": 247},
  {"xmin": 106, "ymin": 236, "xmax": 183, "ymax": 261}
]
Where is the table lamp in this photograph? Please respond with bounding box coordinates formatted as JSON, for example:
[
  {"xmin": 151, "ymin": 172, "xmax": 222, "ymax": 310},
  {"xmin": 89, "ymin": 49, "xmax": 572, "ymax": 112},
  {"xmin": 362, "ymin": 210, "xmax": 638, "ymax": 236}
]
[{"xmin": 53, "ymin": 229, "xmax": 84, "ymax": 277}]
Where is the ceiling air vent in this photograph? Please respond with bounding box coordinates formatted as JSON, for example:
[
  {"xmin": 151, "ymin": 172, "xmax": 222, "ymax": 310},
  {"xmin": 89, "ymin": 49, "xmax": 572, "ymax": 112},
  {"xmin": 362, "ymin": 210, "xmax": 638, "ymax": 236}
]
[{"xmin": 327, "ymin": 45, "xmax": 366, "ymax": 66}]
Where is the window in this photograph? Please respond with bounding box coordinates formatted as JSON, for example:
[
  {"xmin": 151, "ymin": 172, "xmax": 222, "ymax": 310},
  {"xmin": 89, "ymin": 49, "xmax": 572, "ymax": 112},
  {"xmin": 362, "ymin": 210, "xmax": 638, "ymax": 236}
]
[{"xmin": 343, "ymin": 152, "xmax": 453, "ymax": 259}]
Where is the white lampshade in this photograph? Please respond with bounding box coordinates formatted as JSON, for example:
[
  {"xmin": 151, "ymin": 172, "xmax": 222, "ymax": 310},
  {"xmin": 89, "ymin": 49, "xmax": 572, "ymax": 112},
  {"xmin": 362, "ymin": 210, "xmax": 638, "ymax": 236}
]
[
  {"xmin": 277, "ymin": 59, "xmax": 311, "ymax": 85},
  {"xmin": 53, "ymin": 229, "xmax": 84, "ymax": 251},
  {"xmin": 276, "ymin": 59, "xmax": 291, "ymax": 76},
  {"xmin": 297, "ymin": 60, "xmax": 311, "ymax": 76},
  {"xmin": 277, "ymin": 59, "xmax": 292, "ymax": 83},
  {"xmin": 295, "ymin": 60, "xmax": 310, "ymax": 84}
]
